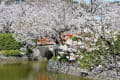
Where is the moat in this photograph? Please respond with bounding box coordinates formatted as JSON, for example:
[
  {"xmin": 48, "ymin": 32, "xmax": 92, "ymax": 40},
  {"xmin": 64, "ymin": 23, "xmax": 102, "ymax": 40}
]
[{"xmin": 0, "ymin": 60, "xmax": 91, "ymax": 80}]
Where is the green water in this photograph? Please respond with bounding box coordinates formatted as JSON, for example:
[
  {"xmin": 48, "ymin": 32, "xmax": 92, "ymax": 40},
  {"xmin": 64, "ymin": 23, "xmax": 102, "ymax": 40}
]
[{"xmin": 0, "ymin": 60, "xmax": 91, "ymax": 80}]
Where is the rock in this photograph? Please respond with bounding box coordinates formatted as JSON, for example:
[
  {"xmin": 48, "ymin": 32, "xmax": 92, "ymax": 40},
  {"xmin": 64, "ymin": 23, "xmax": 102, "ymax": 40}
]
[
  {"xmin": 20, "ymin": 47, "xmax": 26, "ymax": 51},
  {"xmin": 32, "ymin": 48, "xmax": 41, "ymax": 61},
  {"xmin": 20, "ymin": 47, "xmax": 27, "ymax": 56},
  {"xmin": 21, "ymin": 56, "xmax": 28, "ymax": 60},
  {"xmin": 20, "ymin": 52, "xmax": 26, "ymax": 56},
  {"xmin": 81, "ymin": 72, "xmax": 88, "ymax": 77},
  {"xmin": 118, "ymin": 61, "xmax": 120, "ymax": 68},
  {"xmin": 92, "ymin": 65, "xmax": 104, "ymax": 74},
  {"xmin": 47, "ymin": 60, "xmax": 89, "ymax": 77},
  {"xmin": 0, "ymin": 54, "xmax": 7, "ymax": 59},
  {"xmin": 47, "ymin": 60, "xmax": 120, "ymax": 80},
  {"xmin": 103, "ymin": 63, "xmax": 113, "ymax": 70}
]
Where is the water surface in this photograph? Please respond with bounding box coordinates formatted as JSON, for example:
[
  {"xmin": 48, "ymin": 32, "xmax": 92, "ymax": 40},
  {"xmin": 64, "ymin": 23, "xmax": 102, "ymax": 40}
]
[{"xmin": 0, "ymin": 60, "xmax": 91, "ymax": 80}]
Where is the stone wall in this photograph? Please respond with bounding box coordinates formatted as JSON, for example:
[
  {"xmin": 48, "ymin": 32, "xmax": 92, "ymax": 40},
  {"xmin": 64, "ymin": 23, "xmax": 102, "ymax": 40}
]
[
  {"xmin": 47, "ymin": 60, "xmax": 120, "ymax": 80},
  {"xmin": 47, "ymin": 60, "xmax": 89, "ymax": 77}
]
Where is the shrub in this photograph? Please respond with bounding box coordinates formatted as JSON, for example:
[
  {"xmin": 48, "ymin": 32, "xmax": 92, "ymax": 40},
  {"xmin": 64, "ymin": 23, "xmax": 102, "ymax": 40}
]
[
  {"xmin": 51, "ymin": 56, "xmax": 58, "ymax": 61},
  {"xmin": 113, "ymin": 35, "xmax": 120, "ymax": 55},
  {"xmin": 0, "ymin": 50, "xmax": 20, "ymax": 56},
  {"xmin": 70, "ymin": 36, "xmax": 79, "ymax": 41},
  {"xmin": 26, "ymin": 47, "xmax": 33, "ymax": 56},
  {"xmin": 52, "ymin": 54, "xmax": 69, "ymax": 62},
  {"xmin": 78, "ymin": 50, "xmax": 105, "ymax": 69},
  {"xmin": 0, "ymin": 33, "xmax": 22, "ymax": 50},
  {"xmin": 72, "ymin": 1, "xmax": 79, "ymax": 4},
  {"xmin": 78, "ymin": 34, "xmax": 120, "ymax": 69}
]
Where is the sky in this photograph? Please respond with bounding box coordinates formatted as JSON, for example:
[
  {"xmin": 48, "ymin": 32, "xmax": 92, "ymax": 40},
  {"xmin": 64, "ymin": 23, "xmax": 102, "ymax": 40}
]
[{"xmin": 75, "ymin": 0, "xmax": 120, "ymax": 2}]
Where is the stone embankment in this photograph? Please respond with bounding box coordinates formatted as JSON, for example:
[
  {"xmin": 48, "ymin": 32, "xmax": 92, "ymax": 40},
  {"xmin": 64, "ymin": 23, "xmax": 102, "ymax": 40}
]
[
  {"xmin": 0, "ymin": 55, "xmax": 28, "ymax": 65},
  {"xmin": 47, "ymin": 60, "xmax": 120, "ymax": 80},
  {"xmin": 0, "ymin": 45, "xmax": 54, "ymax": 62}
]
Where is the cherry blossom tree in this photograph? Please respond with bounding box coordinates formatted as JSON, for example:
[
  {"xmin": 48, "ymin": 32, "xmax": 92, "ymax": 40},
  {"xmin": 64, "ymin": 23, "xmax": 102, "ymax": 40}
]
[{"xmin": 0, "ymin": 0, "xmax": 73, "ymax": 45}]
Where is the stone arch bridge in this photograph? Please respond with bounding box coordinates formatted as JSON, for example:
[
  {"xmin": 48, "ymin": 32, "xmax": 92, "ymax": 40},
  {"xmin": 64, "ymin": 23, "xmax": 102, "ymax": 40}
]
[{"xmin": 32, "ymin": 44, "xmax": 57, "ymax": 60}]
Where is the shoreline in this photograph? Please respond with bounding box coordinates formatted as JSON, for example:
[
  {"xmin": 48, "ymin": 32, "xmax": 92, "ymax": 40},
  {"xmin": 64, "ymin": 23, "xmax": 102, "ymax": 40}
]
[
  {"xmin": 0, "ymin": 55, "xmax": 48, "ymax": 64},
  {"xmin": 0, "ymin": 55, "xmax": 28, "ymax": 63},
  {"xmin": 0, "ymin": 56, "xmax": 120, "ymax": 80},
  {"xmin": 47, "ymin": 60, "xmax": 120, "ymax": 80}
]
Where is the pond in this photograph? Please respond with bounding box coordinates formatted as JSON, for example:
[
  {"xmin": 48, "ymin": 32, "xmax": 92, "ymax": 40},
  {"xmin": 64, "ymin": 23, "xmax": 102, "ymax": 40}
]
[{"xmin": 0, "ymin": 60, "xmax": 91, "ymax": 80}]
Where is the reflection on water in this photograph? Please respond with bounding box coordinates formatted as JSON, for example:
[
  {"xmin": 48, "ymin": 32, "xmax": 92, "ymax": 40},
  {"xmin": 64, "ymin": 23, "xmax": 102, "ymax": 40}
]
[{"xmin": 0, "ymin": 60, "xmax": 91, "ymax": 80}]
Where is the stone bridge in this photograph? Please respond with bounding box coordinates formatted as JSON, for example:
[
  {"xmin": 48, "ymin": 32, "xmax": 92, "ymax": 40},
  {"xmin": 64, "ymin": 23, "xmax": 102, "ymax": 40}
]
[{"xmin": 32, "ymin": 45, "xmax": 57, "ymax": 60}]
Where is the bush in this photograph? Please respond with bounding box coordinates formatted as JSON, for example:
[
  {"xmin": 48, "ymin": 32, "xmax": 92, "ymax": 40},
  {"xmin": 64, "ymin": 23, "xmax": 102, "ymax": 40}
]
[
  {"xmin": 51, "ymin": 56, "xmax": 58, "ymax": 61},
  {"xmin": 78, "ymin": 50, "xmax": 105, "ymax": 69},
  {"xmin": 26, "ymin": 48, "xmax": 33, "ymax": 56},
  {"xmin": 78, "ymin": 34, "xmax": 120, "ymax": 69},
  {"xmin": 113, "ymin": 35, "xmax": 120, "ymax": 55},
  {"xmin": 0, "ymin": 33, "xmax": 22, "ymax": 50},
  {"xmin": 72, "ymin": 1, "xmax": 79, "ymax": 4},
  {"xmin": 0, "ymin": 50, "xmax": 20, "ymax": 56},
  {"xmin": 70, "ymin": 36, "xmax": 79, "ymax": 41}
]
